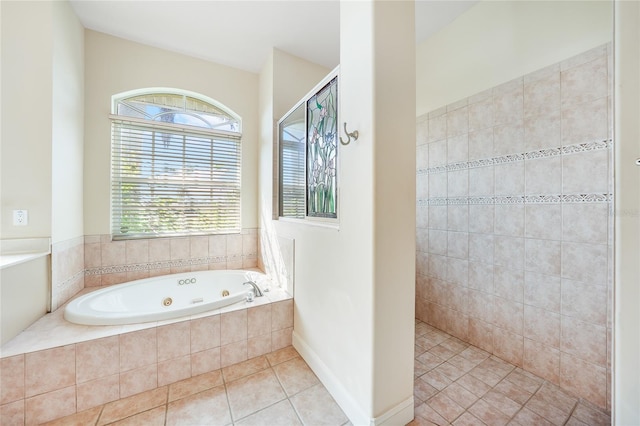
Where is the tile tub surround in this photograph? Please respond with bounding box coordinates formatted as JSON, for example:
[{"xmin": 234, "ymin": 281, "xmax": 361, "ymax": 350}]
[
  {"xmin": 0, "ymin": 287, "xmax": 293, "ymax": 425},
  {"xmin": 415, "ymin": 44, "xmax": 613, "ymax": 411},
  {"xmin": 51, "ymin": 236, "xmax": 85, "ymax": 311},
  {"xmin": 83, "ymin": 230, "xmax": 259, "ymax": 287},
  {"xmin": 38, "ymin": 346, "xmax": 349, "ymax": 426}
]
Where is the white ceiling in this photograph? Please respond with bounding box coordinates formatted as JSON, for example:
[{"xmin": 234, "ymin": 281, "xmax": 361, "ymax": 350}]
[{"xmin": 70, "ymin": 0, "xmax": 478, "ymax": 74}]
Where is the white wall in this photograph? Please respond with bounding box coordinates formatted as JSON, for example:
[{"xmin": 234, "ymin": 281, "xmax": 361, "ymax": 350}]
[
  {"xmin": 1, "ymin": 1, "xmax": 53, "ymax": 239},
  {"xmin": 259, "ymin": 3, "xmax": 415, "ymax": 424},
  {"xmin": 416, "ymin": 0, "xmax": 613, "ymax": 116},
  {"xmin": 614, "ymin": 2, "xmax": 640, "ymax": 423},
  {"xmin": 83, "ymin": 31, "xmax": 259, "ymax": 235},
  {"xmin": 51, "ymin": 1, "xmax": 84, "ymax": 244}
]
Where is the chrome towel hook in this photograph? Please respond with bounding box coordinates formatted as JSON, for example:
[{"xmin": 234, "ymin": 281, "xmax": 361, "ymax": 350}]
[{"xmin": 340, "ymin": 122, "xmax": 359, "ymax": 145}]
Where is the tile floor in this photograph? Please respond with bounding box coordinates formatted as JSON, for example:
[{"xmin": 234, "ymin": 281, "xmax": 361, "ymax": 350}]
[
  {"xmin": 410, "ymin": 320, "xmax": 611, "ymax": 426},
  {"xmin": 43, "ymin": 346, "xmax": 350, "ymax": 426},
  {"xmin": 44, "ymin": 320, "xmax": 611, "ymax": 426}
]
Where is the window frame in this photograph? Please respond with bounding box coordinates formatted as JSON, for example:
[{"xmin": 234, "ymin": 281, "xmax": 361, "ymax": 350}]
[
  {"xmin": 276, "ymin": 67, "xmax": 340, "ymax": 227},
  {"xmin": 110, "ymin": 88, "xmax": 243, "ymax": 240}
]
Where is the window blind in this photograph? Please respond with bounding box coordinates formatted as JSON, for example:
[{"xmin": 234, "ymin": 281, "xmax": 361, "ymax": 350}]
[
  {"xmin": 111, "ymin": 118, "xmax": 241, "ymax": 239},
  {"xmin": 279, "ymin": 138, "xmax": 305, "ymax": 218}
]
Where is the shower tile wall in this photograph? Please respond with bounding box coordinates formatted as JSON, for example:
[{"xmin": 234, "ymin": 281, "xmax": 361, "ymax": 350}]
[
  {"xmin": 415, "ymin": 44, "xmax": 612, "ymax": 411},
  {"xmin": 83, "ymin": 229, "xmax": 259, "ymax": 287}
]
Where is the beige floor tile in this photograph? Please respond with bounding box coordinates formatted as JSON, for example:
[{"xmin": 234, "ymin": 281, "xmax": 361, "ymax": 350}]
[
  {"xmin": 41, "ymin": 405, "xmax": 102, "ymax": 426},
  {"xmin": 415, "ymin": 344, "xmax": 428, "ymax": 358},
  {"xmin": 492, "ymin": 378, "xmax": 532, "ymax": 405},
  {"xmin": 455, "ymin": 374, "xmax": 491, "ymax": 398},
  {"xmin": 421, "ymin": 369, "xmax": 454, "ymax": 391},
  {"xmin": 427, "ymin": 392, "xmax": 465, "ymax": 423},
  {"xmin": 433, "ymin": 362, "xmax": 466, "ymax": 382},
  {"xmin": 415, "ymin": 335, "xmax": 438, "ymax": 351},
  {"xmin": 166, "ymin": 386, "xmax": 231, "ymax": 425},
  {"xmin": 414, "ymin": 402, "xmax": 449, "ymax": 425},
  {"xmin": 468, "ymin": 366, "xmax": 503, "ymax": 387},
  {"xmin": 226, "ymin": 369, "xmax": 286, "ymax": 421},
  {"xmin": 429, "ymin": 344, "xmax": 457, "ymax": 361},
  {"xmin": 571, "ymin": 400, "xmax": 611, "ymax": 425},
  {"xmin": 98, "ymin": 386, "xmax": 167, "ymax": 426},
  {"xmin": 448, "ymin": 354, "xmax": 483, "ymax": 372},
  {"xmin": 468, "ymin": 399, "xmax": 511, "ymax": 426},
  {"xmin": 273, "ymin": 357, "xmax": 320, "ymax": 397},
  {"xmin": 565, "ymin": 417, "xmax": 590, "ymax": 426},
  {"xmin": 416, "ymin": 351, "xmax": 446, "ymax": 371},
  {"xmin": 504, "ymin": 368, "xmax": 544, "ymax": 394},
  {"xmin": 235, "ymin": 400, "xmax": 302, "ymax": 425},
  {"xmin": 534, "ymin": 381, "xmax": 578, "ymax": 414},
  {"xmin": 440, "ymin": 338, "xmax": 468, "ymax": 354},
  {"xmin": 222, "ymin": 356, "xmax": 269, "ymax": 383},
  {"xmin": 452, "ymin": 411, "xmax": 484, "ymax": 426},
  {"xmin": 511, "ymin": 407, "xmax": 554, "ymax": 426},
  {"xmin": 414, "ymin": 359, "xmax": 430, "ymax": 378},
  {"xmin": 109, "ymin": 405, "xmax": 166, "ymax": 426},
  {"xmin": 441, "ymin": 383, "xmax": 479, "ymax": 409},
  {"xmin": 458, "ymin": 346, "xmax": 491, "ymax": 364},
  {"xmin": 168, "ymin": 370, "xmax": 223, "ymax": 403},
  {"xmin": 414, "ymin": 377, "xmax": 439, "ymax": 402},
  {"xmin": 266, "ymin": 346, "xmax": 300, "ymax": 366},
  {"xmin": 524, "ymin": 394, "xmax": 571, "ymax": 425},
  {"xmin": 290, "ymin": 383, "xmax": 348, "ymax": 426},
  {"xmin": 481, "ymin": 389, "xmax": 522, "ymax": 417}
]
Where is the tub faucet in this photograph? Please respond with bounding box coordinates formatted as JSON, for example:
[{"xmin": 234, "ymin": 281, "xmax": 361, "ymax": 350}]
[{"xmin": 243, "ymin": 281, "xmax": 264, "ymax": 297}]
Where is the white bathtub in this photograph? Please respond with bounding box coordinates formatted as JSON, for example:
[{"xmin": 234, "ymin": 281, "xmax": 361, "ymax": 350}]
[{"xmin": 64, "ymin": 270, "xmax": 266, "ymax": 326}]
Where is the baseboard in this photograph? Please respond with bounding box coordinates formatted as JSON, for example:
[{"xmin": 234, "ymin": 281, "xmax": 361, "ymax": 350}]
[
  {"xmin": 292, "ymin": 331, "xmax": 415, "ymax": 426},
  {"xmin": 371, "ymin": 396, "xmax": 414, "ymax": 426}
]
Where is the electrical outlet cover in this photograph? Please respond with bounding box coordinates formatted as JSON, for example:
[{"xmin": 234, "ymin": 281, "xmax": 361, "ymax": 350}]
[{"xmin": 13, "ymin": 210, "xmax": 28, "ymax": 226}]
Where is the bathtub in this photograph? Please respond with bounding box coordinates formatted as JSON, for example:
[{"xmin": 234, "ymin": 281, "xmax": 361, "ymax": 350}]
[{"xmin": 64, "ymin": 270, "xmax": 265, "ymax": 326}]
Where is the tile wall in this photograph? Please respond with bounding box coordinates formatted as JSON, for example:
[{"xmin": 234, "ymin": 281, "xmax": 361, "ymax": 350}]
[
  {"xmin": 415, "ymin": 44, "xmax": 612, "ymax": 411},
  {"xmin": 51, "ymin": 237, "xmax": 85, "ymax": 311},
  {"xmin": 49, "ymin": 230, "xmax": 259, "ymax": 310},
  {"xmin": 0, "ymin": 299, "xmax": 293, "ymax": 424},
  {"xmin": 83, "ymin": 230, "xmax": 259, "ymax": 287}
]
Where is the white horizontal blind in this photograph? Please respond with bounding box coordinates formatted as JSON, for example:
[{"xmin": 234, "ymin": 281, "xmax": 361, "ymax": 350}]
[
  {"xmin": 111, "ymin": 119, "xmax": 241, "ymax": 239},
  {"xmin": 279, "ymin": 138, "xmax": 305, "ymax": 218}
]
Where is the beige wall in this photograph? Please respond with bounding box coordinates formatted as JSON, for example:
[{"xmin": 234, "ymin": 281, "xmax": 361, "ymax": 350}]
[
  {"xmin": 1, "ymin": 0, "xmax": 84, "ymax": 312},
  {"xmin": 1, "ymin": 1, "xmax": 54, "ymax": 239},
  {"xmin": 0, "ymin": 0, "xmax": 84, "ymax": 241},
  {"xmin": 83, "ymin": 31, "xmax": 259, "ymax": 235},
  {"xmin": 51, "ymin": 1, "xmax": 84, "ymax": 244},
  {"xmin": 259, "ymin": 3, "xmax": 415, "ymax": 423},
  {"xmin": 416, "ymin": 0, "xmax": 613, "ymax": 116},
  {"xmin": 614, "ymin": 1, "xmax": 640, "ymax": 423}
]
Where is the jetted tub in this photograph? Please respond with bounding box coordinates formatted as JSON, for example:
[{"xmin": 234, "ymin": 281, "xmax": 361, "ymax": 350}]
[{"xmin": 64, "ymin": 270, "xmax": 266, "ymax": 326}]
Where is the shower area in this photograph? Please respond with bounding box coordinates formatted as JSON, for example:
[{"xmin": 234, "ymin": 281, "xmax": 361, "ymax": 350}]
[{"xmin": 414, "ymin": 41, "xmax": 613, "ymax": 415}]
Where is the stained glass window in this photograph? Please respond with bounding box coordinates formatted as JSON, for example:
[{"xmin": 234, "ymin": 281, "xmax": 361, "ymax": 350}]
[{"xmin": 306, "ymin": 77, "xmax": 338, "ymax": 218}]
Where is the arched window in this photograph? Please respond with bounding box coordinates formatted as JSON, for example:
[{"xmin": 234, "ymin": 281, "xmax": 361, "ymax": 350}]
[{"xmin": 111, "ymin": 89, "xmax": 242, "ymax": 239}]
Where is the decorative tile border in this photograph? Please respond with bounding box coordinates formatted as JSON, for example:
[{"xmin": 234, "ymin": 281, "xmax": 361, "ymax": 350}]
[
  {"xmin": 84, "ymin": 254, "xmax": 256, "ymax": 276},
  {"xmin": 417, "ymin": 139, "xmax": 613, "ymax": 175},
  {"xmin": 417, "ymin": 193, "xmax": 612, "ymax": 206}
]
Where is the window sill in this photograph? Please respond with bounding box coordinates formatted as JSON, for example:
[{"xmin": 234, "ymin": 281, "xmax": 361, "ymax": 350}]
[{"xmin": 276, "ymin": 216, "xmax": 340, "ymax": 231}]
